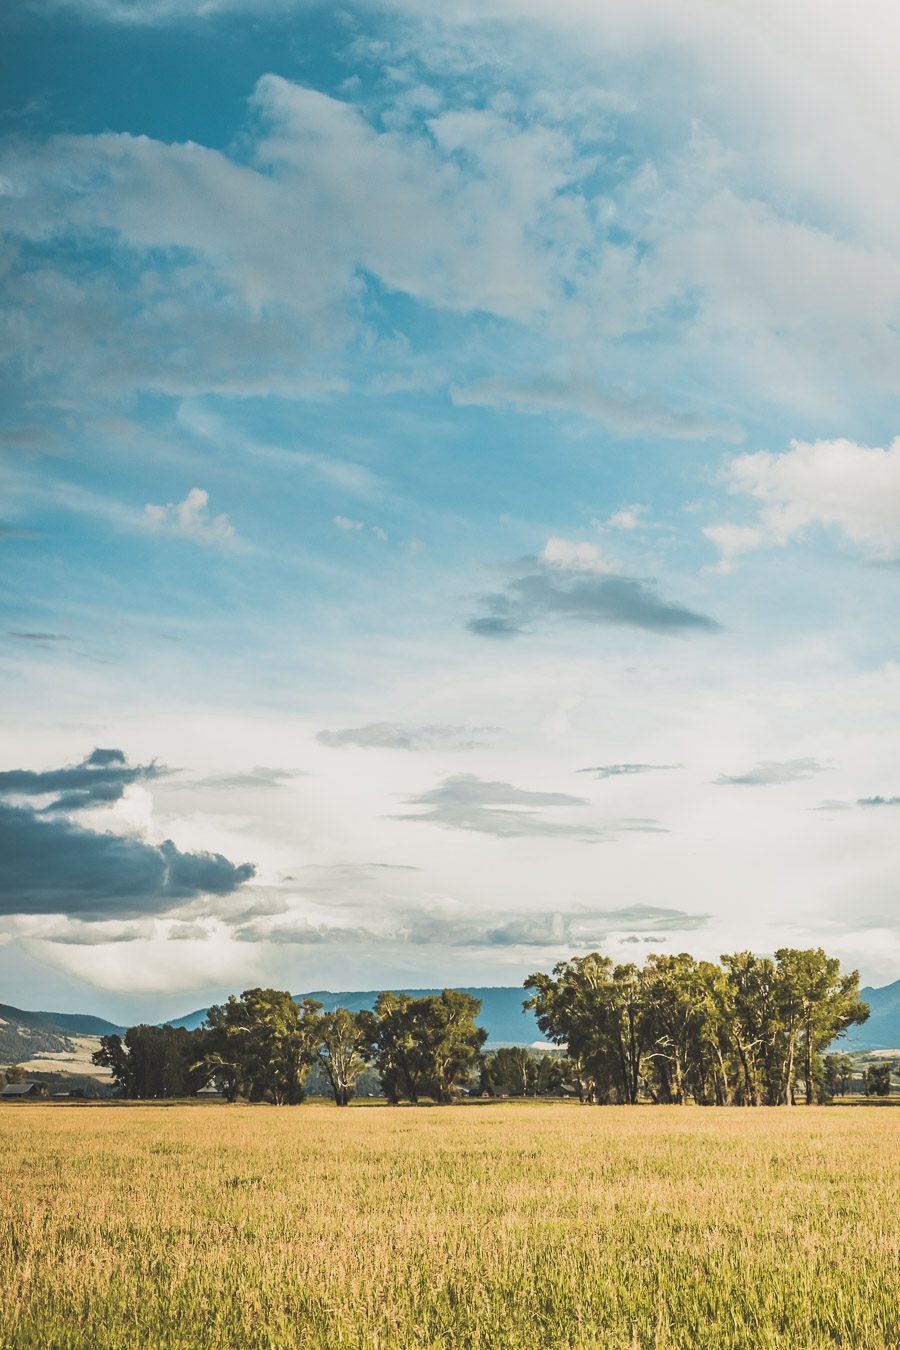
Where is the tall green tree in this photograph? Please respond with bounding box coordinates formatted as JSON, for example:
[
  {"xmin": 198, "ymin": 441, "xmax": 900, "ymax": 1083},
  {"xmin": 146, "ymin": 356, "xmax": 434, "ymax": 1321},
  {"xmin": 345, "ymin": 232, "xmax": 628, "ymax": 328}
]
[
  {"xmin": 203, "ymin": 989, "xmax": 322, "ymax": 1105},
  {"xmin": 91, "ymin": 1025, "xmax": 207, "ymax": 1098},
  {"xmin": 773, "ymin": 949, "xmax": 868, "ymax": 1105},
  {"xmin": 525, "ymin": 955, "xmax": 647, "ymax": 1103},
  {"xmin": 369, "ymin": 990, "xmax": 485, "ymax": 1103},
  {"xmin": 368, "ymin": 992, "xmax": 428, "ymax": 1104},
  {"xmin": 317, "ymin": 1008, "xmax": 374, "ymax": 1106}
]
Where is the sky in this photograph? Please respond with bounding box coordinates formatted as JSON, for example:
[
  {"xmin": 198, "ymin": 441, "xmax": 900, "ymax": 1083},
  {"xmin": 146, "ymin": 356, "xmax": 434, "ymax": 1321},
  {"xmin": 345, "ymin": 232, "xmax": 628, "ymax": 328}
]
[{"xmin": 2, "ymin": 0, "xmax": 900, "ymax": 1023}]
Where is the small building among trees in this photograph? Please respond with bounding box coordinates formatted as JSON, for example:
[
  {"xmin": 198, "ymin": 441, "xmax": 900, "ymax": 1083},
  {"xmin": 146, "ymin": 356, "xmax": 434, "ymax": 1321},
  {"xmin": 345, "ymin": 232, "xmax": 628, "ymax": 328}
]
[{"xmin": 1, "ymin": 1081, "xmax": 46, "ymax": 1099}]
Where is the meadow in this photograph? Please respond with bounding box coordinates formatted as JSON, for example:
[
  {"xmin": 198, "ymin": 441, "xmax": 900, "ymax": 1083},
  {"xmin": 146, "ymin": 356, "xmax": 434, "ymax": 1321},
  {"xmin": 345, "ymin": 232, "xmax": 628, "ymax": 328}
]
[{"xmin": 0, "ymin": 1102, "xmax": 897, "ymax": 1349}]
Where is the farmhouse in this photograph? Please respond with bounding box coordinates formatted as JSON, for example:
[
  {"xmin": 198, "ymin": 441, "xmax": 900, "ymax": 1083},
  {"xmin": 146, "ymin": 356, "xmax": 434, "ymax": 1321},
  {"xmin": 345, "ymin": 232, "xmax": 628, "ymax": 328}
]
[{"xmin": 0, "ymin": 1081, "xmax": 45, "ymax": 1099}]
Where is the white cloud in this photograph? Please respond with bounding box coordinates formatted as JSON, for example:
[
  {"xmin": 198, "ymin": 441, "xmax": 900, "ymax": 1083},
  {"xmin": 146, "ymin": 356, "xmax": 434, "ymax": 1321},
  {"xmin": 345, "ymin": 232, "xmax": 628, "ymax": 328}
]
[
  {"xmin": 702, "ymin": 523, "xmax": 764, "ymax": 574},
  {"xmin": 604, "ymin": 508, "xmax": 645, "ymax": 531},
  {"xmin": 707, "ymin": 438, "xmax": 900, "ymax": 568},
  {"xmin": 334, "ymin": 515, "xmax": 365, "ymax": 532},
  {"xmin": 539, "ymin": 537, "xmax": 618, "ymax": 574},
  {"xmin": 144, "ymin": 488, "xmax": 238, "ymax": 546}
]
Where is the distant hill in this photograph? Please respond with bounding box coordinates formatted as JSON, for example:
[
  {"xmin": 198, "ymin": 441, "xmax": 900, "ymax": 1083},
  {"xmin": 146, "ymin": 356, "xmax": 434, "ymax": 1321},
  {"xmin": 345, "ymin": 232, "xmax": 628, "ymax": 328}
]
[
  {"xmin": 0, "ymin": 1003, "xmax": 124, "ymax": 1065},
  {"xmin": 169, "ymin": 987, "xmax": 545, "ymax": 1045},
  {"xmin": 837, "ymin": 980, "xmax": 900, "ymax": 1051}
]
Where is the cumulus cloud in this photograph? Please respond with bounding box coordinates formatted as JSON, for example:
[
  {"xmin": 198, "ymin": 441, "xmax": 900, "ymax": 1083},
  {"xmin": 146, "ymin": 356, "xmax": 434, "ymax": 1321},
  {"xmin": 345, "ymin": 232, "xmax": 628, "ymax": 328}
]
[
  {"xmin": 716, "ymin": 758, "xmax": 828, "ymax": 786},
  {"xmin": 144, "ymin": 487, "xmax": 238, "ymax": 546},
  {"xmin": 539, "ymin": 537, "xmax": 618, "ymax": 573},
  {"xmin": 467, "ymin": 550, "xmax": 719, "ymax": 639},
  {"xmin": 702, "ymin": 523, "xmax": 765, "ymax": 574},
  {"xmin": 317, "ymin": 723, "xmax": 498, "ymax": 751},
  {"xmin": 577, "ymin": 763, "xmax": 681, "ymax": 779},
  {"xmin": 857, "ymin": 795, "xmax": 900, "ymax": 808},
  {"xmin": 707, "ymin": 438, "xmax": 900, "ymax": 568},
  {"xmin": 0, "ymin": 749, "xmax": 255, "ymax": 918}
]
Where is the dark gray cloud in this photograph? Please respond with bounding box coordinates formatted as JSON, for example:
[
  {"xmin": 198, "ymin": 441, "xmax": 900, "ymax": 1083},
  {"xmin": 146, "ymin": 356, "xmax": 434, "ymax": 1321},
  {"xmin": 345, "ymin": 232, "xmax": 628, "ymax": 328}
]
[
  {"xmin": 232, "ymin": 903, "xmax": 706, "ymax": 948},
  {"xmin": 467, "ymin": 565, "xmax": 719, "ymax": 639},
  {"xmin": 577, "ymin": 763, "xmax": 681, "ymax": 779},
  {"xmin": 0, "ymin": 748, "xmax": 255, "ymax": 918},
  {"xmin": 857, "ymin": 795, "xmax": 900, "ymax": 807},
  {"xmin": 393, "ymin": 773, "xmax": 665, "ymax": 840},
  {"xmin": 0, "ymin": 746, "xmax": 157, "ymax": 811},
  {"xmin": 8, "ymin": 631, "xmax": 71, "ymax": 644},
  {"xmin": 0, "ymin": 800, "xmax": 255, "ymax": 919},
  {"xmin": 43, "ymin": 922, "xmax": 151, "ymax": 946},
  {"xmin": 716, "ymin": 758, "xmax": 828, "ymax": 786},
  {"xmin": 317, "ymin": 722, "xmax": 499, "ymax": 751}
]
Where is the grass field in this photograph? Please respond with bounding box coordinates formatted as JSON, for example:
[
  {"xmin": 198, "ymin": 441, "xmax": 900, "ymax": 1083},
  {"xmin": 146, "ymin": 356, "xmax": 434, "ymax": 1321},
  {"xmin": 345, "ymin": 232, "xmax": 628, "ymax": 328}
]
[{"xmin": 1, "ymin": 1102, "xmax": 897, "ymax": 1349}]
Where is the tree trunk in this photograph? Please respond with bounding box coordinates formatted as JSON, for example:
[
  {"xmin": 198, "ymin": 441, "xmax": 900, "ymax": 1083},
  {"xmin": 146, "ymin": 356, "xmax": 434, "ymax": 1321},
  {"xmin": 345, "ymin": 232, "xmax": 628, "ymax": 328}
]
[{"xmin": 783, "ymin": 1037, "xmax": 796, "ymax": 1106}]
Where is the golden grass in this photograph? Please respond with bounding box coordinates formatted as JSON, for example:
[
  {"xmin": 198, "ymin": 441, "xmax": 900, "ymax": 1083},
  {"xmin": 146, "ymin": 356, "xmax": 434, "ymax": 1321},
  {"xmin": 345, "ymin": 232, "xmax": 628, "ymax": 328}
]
[{"xmin": 0, "ymin": 1102, "xmax": 897, "ymax": 1348}]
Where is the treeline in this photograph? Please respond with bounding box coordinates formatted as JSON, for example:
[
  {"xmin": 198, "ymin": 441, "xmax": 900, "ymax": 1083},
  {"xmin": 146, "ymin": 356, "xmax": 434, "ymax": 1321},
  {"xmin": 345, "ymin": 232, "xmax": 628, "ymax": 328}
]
[
  {"xmin": 526, "ymin": 948, "xmax": 869, "ymax": 1105},
  {"xmin": 92, "ymin": 946, "xmax": 872, "ymax": 1106},
  {"xmin": 93, "ymin": 989, "xmax": 488, "ymax": 1106}
]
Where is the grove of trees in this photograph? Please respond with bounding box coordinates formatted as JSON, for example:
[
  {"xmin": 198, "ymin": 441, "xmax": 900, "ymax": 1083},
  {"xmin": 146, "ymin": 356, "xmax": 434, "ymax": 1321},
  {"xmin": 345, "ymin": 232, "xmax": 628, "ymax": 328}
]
[
  {"xmin": 90, "ymin": 947, "xmax": 879, "ymax": 1106},
  {"xmin": 525, "ymin": 948, "xmax": 869, "ymax": 1105}
]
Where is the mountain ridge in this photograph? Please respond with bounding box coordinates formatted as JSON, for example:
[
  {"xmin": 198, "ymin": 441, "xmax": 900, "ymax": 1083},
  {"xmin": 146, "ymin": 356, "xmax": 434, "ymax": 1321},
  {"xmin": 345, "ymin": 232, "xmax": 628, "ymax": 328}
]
[{"xmin": 3, "ymin": 979, "xmax": 898, "ymax": 1058}]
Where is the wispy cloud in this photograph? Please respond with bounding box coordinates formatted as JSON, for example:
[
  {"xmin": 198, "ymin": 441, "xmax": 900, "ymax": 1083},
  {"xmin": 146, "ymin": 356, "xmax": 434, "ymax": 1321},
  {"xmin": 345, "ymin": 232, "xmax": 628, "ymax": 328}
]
[
  {"xmin": 577, "ymin": 763, "xmax": 681, "ymax": 779},
  {"xmin": 233, "ymin": 902, "xmax": 705, "ymax": 948},
  {"xmin": 716, "ymin": 758, "xmax": 828, "ymax": 786},
  {"xmin": 393, "ymin": 772, "xmax": 665, "ymax": 840},
  {"xmin": 467, "ymin": 549, "xmax": 719, "ymax": 639},
  {"xmin": 317, "ymin": 723, "xmax": 498, "ymax": 751},
  {"xmin": 452, "ymin": 372, "xmax": 740, "ymax": 442}
]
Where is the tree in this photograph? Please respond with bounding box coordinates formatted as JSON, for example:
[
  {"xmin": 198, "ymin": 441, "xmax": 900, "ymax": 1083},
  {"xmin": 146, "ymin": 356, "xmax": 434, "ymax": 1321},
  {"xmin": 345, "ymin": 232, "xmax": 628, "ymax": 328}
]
[
  {"xmin": 525, "ymin": 955, "xmax": 647, "ymax": 1104},
  {"xmin": 822, "ymin": 1052, "xmax": 854, "ymax": 1099},
  {"xmin": 485, "ymin": 1047, "xmax": 533, "ymax": 1096},
  {"xmin": 722, "ymin": 952, "xmax": 792, "ymax": 1106},
  {"xmin": 317, "ymin": 1008, "xmax": 374, "ymax": 1106},
  {"xmin": 369, "ymin": 990, "xmax": 485, "ymax": 1103},
  {"xmin": 92, "ymin": 1026, "xmax": 208, "ymax": 1098},
  {"xmin": 481, "ymin": 1048, "xmax": 570, "ymax": 1097},
  {"xmin": 773, "ymin": 949, "xmax": 868, "ymax": 1105},
  {"xmin": 368, "ymin": 993, "xmax": 428, "ymax": 1104},
  {"xmin": 864, "ymin": 1063, "xmax": 892, "ymax": 1097},
  {"xmin": 642, "ymin": 953, "xmax": 715, "ymax": 1105},
  {"xmin": 203, "ymin": 989, "xmax": 322, "ymax": 1105},
  {"xmin": 92, "ymin": 1034, "xmax": 133, "ymax": 1095}
]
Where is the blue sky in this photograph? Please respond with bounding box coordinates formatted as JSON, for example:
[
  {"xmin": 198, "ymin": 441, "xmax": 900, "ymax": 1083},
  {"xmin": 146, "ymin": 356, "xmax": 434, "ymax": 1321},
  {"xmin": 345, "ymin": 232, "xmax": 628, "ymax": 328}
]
[{"xmin": 2, "ymin": 0, "xmax": 900, "ymax": 1020}]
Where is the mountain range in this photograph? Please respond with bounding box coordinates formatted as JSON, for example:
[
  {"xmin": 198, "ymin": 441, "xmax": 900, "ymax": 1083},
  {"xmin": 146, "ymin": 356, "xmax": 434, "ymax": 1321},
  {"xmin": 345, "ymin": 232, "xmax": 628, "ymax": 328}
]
[
  {"xmin": 168, "ymin": 987, "xmax": 545, "ymax": 1046},
  {"xmin": 2, "ymin": 979, "xmax": 899, "ymax": 1064}
]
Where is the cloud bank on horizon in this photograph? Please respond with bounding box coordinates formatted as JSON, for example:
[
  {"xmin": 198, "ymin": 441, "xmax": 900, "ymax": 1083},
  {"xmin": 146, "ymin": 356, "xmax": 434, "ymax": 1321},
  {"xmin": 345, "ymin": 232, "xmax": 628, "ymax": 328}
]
[{"xmin": 2, "ymin": 0, "xmax": 900, "ymax": 1016}]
